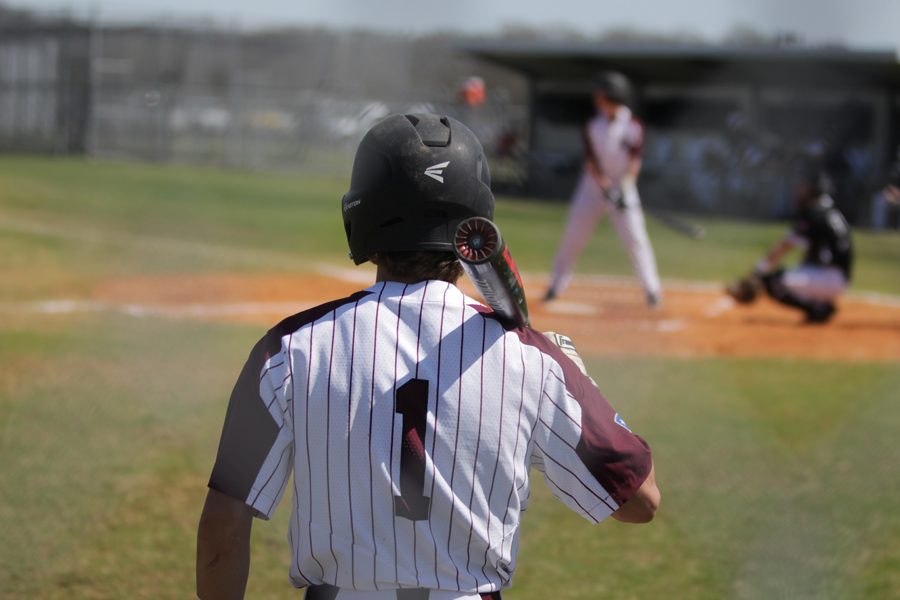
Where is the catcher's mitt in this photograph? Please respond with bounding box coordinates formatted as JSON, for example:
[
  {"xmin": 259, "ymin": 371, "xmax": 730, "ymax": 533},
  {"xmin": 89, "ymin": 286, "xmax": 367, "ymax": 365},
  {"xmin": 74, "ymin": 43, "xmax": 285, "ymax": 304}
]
[{"xmin": 726, "ymin": 274, "xmax": 762, "ymax": 304}]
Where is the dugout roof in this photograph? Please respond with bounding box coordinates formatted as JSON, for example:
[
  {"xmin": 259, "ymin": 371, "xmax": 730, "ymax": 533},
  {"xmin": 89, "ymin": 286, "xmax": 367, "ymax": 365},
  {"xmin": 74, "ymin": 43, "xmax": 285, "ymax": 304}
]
[{"xmin": 463, "ymin": 41, "xmax": 900, "ymax": 90}]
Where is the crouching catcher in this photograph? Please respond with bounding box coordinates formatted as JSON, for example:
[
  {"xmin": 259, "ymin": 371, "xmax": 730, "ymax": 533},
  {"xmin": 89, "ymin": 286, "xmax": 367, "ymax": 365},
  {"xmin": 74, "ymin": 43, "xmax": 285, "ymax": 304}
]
[{"xmin": 726, "ymin": 165, "xmax": 853, "ymax": 324}]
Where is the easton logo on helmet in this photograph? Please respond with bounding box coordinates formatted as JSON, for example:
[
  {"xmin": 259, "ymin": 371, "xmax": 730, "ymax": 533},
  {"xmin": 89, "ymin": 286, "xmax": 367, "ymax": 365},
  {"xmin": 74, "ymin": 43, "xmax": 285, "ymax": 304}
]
[{"xmin": 424, "ymin": 161, "xmax": 450, "ymax": 183}]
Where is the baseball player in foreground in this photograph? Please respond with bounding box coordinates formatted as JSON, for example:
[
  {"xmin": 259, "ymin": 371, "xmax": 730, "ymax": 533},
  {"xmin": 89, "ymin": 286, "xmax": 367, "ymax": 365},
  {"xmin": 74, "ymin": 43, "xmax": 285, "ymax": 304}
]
[
  {"xmin": 726, "ymin": 165, "xmax": 853, "ymax": 323},
  {"xmin": 543, "ymin": 71, "xmax": 663, "ymax": 308},
  {"xmin": 196, "ymin": 113, "xmax": 660, "ymax": 599}
]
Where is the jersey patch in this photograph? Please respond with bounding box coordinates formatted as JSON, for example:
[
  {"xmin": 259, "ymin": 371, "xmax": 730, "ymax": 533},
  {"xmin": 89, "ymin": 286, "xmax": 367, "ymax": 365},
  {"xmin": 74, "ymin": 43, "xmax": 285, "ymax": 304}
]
[
  {"xmin": 614, "ymin": 413, "xmax": 632, "ymax": 433},
  {"xmin": 552, "ymin": 333, "xmax": 577, "ymax": 352}
]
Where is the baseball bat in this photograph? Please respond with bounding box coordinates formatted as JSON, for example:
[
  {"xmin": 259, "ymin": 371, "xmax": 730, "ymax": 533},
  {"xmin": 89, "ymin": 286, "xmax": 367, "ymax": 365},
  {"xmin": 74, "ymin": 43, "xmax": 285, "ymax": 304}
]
[
  {"xmin": 454, "ymin": 217, "xmax": 530, "ymax": 328},
  {"xmin": 644, "ymin": 207, "xmax": 706, "ymax": 240},
  {"xmin": 592, "ymin": 149, "xmax": 706, "ymax": 240}
]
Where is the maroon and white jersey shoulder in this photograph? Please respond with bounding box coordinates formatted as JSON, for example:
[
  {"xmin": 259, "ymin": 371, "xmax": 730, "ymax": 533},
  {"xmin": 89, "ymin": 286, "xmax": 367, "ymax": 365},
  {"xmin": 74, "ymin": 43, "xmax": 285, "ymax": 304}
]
[
  {"xmin": 585, "ymin": 105, "xmax": 644, "ymax": 184},
  {"xmin": 209, "ymin": 280, "xmax": 652, "ymax": 594}
]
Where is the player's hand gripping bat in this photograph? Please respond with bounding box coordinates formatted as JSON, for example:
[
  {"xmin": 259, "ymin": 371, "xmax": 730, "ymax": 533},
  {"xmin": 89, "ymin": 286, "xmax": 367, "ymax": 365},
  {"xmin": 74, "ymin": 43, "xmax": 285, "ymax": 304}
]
[{"xmin": 453, "ymin": 217, "xmax": 530, "ymax": 328}]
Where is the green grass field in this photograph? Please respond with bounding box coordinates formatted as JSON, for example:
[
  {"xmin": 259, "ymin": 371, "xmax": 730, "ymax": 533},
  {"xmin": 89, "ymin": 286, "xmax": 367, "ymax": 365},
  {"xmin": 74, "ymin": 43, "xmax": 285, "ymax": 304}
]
[{"xmin": 2, "ymin": 156, "xmax": 899, "ymax": 599}]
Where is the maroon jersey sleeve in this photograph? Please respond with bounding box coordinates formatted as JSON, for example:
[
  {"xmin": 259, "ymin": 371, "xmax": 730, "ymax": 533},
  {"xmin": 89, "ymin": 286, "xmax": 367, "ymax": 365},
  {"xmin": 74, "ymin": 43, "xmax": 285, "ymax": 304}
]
[
  {"xmin": 520, "ymin": 329, "xmax": 652, "ymax": 521},
  {"xmin": 624, "ymin": 117, "xmax": 644, "ymax": 159},
  {"xmin": 583, "ymin": 121, "xmax": 599, "ymax": 167},
  {"xmin": 208, "ymin": 291, "xmax": 371, "ymax": 518},
  {"xmin": 208, "ymin": 329, "xmax": 294, "ymax": 519}
]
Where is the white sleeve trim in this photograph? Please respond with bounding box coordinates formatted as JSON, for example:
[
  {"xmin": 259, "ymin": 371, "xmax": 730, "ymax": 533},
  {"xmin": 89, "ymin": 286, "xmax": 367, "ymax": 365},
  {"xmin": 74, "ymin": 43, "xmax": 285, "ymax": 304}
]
[{"xmin": 247, "ymin": 487, "xmax": 280, "ymax": 520}]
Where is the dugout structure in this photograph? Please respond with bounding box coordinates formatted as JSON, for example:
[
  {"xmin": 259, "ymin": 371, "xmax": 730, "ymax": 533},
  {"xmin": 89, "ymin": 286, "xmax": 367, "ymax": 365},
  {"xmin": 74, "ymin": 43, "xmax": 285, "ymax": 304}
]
[
  {"xmin": 465, "ymin": 41, "xmax": 900, "ymax": 223},
  {"xmin": 0, "ymin": 24, "xmax": 92, "ymax": 154}
]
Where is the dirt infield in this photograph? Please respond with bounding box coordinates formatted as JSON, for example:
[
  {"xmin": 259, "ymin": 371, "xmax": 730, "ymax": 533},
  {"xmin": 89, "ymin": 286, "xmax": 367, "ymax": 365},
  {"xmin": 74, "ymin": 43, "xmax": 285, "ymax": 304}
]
[{"xmin": 85, "ymin": 270, "xmax": 900, "ymax": 362}]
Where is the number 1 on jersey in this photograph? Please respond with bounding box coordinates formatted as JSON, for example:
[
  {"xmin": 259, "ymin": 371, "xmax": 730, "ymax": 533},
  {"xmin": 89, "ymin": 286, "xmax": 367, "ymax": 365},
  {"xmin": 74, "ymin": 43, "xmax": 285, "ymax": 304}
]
[{"xmin": 394, "ymin": 378, "xmax": 431, "ymax": 521}]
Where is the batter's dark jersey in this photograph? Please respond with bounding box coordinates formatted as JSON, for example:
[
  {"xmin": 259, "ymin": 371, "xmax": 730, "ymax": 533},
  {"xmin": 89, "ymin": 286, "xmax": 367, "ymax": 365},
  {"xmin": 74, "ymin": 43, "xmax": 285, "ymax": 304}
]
[{"xmin": 792, "ymin": 196, "xmax": 853, "ymax": 280}]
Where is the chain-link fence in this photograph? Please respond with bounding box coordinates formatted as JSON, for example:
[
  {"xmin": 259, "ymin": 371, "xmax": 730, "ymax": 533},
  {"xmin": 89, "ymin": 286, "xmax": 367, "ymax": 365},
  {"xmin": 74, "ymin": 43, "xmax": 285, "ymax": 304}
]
[
  {"xmin": 6, "ymin": 17, "xmax": 892, "ymax": 223},
  {"xmin": 0, "ymin": 24, "xmax": 91, "ymax": 153},
  {"xmin": 0, "ymin": 18, "xmax": 528, "ymax": 182}
]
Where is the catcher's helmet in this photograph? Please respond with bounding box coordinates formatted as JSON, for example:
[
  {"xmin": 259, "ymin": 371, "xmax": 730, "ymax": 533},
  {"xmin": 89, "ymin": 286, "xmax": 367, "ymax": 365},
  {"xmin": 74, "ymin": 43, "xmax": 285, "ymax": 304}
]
[
  {"xmin": 795, "ymin": 162, "xmax": 834, "ymax": 197},
  {"xmin": 342, "ymin": 113, "xmax": 494, "ymax": 265},
  {"xmin": 593, "ymin": 71, "xmax": 632, "ymax": 105},
  {"xmin": 889, "ymin": 150, "xmax": 900, "ymax": 187}
]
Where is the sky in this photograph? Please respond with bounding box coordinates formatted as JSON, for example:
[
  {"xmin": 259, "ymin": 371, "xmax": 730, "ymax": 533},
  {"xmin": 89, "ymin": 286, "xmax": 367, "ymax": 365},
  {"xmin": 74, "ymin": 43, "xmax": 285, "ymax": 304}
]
[{"xmin": 13, "ymin": 0, "xmax": 900, "ymax": 52}]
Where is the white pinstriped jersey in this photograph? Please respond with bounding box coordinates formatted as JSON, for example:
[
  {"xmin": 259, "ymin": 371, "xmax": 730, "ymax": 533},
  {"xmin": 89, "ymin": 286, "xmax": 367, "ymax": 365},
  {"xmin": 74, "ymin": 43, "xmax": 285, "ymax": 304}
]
[
  {"xmin": 209, "ymin": 280, "xmax": 652, "ymax": 594},
  {"xmin": 584, "ymin": 105, "xmax": 644, "ymax": 185}
]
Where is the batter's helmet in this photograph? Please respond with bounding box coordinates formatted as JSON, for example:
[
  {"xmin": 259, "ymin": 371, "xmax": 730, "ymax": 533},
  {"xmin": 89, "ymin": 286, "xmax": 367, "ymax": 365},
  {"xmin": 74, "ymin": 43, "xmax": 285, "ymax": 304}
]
[
  {"xmin": 593, "ymin": 71, "xmax": 632, "ymax": 105},
  {"xmin": 342, "ymin": 113, "xmax": 494, "ymax": 265}
]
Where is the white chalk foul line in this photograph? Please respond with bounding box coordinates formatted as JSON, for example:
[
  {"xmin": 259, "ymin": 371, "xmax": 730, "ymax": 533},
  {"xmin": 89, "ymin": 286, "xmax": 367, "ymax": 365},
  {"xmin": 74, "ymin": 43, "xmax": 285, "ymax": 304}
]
[
  {"xmin": 0, "ymin": 300, "xmax": 316, "ymax": 319},
  {"xmin": 705, "ymin": 296, "xmax": 736, "ymax": 318},
  {"xmin": 313, "ymin": 263, "xmax": 376, "ymax": 285},
  {"xmin": 0, "ymin": 214, "xmax": 298, "ymax": 268},
  {"xmin": 542, "ymin": 301, "xmax": 601, "ymax": 316},
  {"xmin": 656, "ymin": 319, "xmax": 686, "ymax": 333}
]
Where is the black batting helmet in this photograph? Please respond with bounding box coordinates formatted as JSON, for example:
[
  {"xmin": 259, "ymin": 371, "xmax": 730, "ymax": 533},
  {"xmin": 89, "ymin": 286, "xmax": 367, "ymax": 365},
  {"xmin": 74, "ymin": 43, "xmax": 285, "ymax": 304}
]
[
  {"xmin": 342, "ymin": 113, "xmax": 495, "ymax": 265},
  {"xmin": 593, "ymin": 71, "xmax": 632, "ymax": 105}
]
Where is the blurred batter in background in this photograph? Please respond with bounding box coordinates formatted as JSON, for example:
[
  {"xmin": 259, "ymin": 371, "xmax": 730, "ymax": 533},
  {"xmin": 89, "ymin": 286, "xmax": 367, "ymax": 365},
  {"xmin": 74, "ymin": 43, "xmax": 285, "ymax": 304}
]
[{"xmin": 543, "ymin": 71, "xmax": 662, "ymax": 308}]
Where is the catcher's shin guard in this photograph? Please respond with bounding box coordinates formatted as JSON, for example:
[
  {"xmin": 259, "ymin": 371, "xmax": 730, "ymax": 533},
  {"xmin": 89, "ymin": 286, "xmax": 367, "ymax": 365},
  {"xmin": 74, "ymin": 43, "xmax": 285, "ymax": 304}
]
[{"xmin": 761, "ymin": 269, "xmax": 836, "ymax": 322}]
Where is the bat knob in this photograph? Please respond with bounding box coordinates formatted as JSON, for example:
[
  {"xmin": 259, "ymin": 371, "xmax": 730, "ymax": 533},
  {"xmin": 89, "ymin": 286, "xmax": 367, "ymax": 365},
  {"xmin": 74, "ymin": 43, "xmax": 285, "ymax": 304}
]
[{"xmin": 454, "ymin": 217, "xmax": 500, "ymax": 263}]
